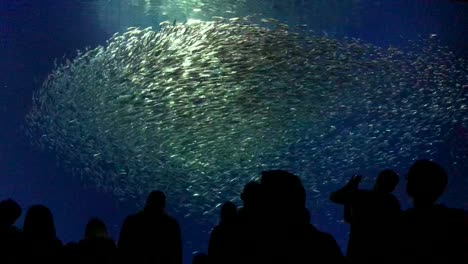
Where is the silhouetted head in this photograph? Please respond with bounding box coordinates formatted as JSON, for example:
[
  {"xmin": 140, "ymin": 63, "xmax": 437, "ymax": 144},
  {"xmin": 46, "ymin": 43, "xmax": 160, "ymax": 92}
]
[
  {"xmin": 406, "ymin": 159, "xmax": 448, "ymax": 206},
  {"xmin": 0, "ymin": 199, "xmax": 22, "ymax": 227},
  {"xmin": 241, "ymin": 181, "xmax": 261, "ymax": 208},
  {"xmin": 85, "ymin": 217, "xmax": 109, "ymax": 240},
  {"xmin": 23, "ymin": 204, "xmax": 56, "ymax": 240},
  {"xmin": 220, "ymin": 201, "xmax": 237, "ymax": 224},
  {"xmin": 145, "ymin": 190, "xmax": 166, "ymax": 212},
  {"xmin": 374, "ymin": 169, "xmax": 399, "ymax": 193},
  {"xmin": 260, "ymin": 170, "xmax": 306, "ymax": 209}
]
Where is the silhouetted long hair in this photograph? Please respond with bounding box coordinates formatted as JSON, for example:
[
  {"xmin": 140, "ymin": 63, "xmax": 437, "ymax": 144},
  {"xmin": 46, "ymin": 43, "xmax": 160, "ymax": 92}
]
[{"xmin": 23, "ymin": 205, "xmax": 57, "ymax": 240}]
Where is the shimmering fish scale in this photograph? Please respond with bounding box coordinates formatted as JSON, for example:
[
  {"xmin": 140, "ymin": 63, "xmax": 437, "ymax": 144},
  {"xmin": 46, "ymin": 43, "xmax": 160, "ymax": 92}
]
[{"xmin": 26, "ymin": 18, "xmax": 467, "ymax": 226}]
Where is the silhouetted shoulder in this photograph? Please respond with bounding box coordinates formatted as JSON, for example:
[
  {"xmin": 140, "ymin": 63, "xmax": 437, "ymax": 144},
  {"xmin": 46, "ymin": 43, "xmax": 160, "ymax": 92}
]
[
  {"xmin": 118, "ymin": 190, "xmax": 182, "ymax": 264},
  {"xmin": 120, "ymin": 212, "xmax": 143, "ymax": 234},
  {"xmin": 401, "ymin": 205, "xmax": 465, "ymax": 262},
  {"xmin": 0, "ymin": 226, "xmax": 24, "ymax": 264},
  {"xmin": 165, "ymin": 213, "xmax": 180, "ymax": 224},
  {"xmin": 159, "ymin": 212, "xmax": 181, "ymax": 231},
  {"xmin": 402, "ymin": 204, "xmax": 464, "ymax": 223},
  {"xmin": 317, "ymin": 231, "xmax": 344, "ymax": 258},
  {"xmin": 0, "ymin": 225, "xmax": 22, "ymax": 238},
  {"xmin": 79, "ymin": 237, "xmax": 116, "ymax": 248},
  {"xmin": 127, "ymin": 212, "xmax": 143, "ymax": 223},
  {"xmin": 306, "ymin": 225, "xmax": 344, "ymax": 262}
]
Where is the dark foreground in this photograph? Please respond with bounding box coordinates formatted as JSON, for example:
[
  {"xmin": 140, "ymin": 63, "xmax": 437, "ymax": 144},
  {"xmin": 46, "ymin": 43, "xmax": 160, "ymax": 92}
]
[{"xmin": 0, "ymin": 159, "xmax": 465, "ymax": 264}]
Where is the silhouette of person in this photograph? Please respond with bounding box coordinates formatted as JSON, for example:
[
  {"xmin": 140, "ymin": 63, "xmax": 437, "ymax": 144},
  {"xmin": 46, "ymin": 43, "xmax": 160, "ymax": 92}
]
[
  {"xmin": 118, "ymin": 190, "xmax": 182, "ymax": 264},
  {"xmin": 78, "ymin": 217, "xmax": 117, "ymax": 264},
  {"xmin": 400, "ymin": 159, "xmax": 465, "ymax": 263},
  {"xmin": 302, "ymin": 208, "xmax": 345, "ymax": 263},
  {"xmin": 247, "ymin": 169, "xmax": 344, "ymax": 264},
  {"xmin": 238, "ymin": 181, "xmax": 262, "ymax": 226},
  {"xmin": 330, "ymin": 169, "xmax": 401, "ymax": 263},
  {"xmin": 257, "ymin": 170, "xmax": 310, "ymax": 263},
  {"xmin": 23, "ymin": 204, "xmax": 63, "ymax": 264},
  {"xmin": 236, "ymin": 180, "xmax": 262, "ymax": 263},
  {"xmin": 0, "ymin": 199, "xmax": 23, "ymax": 264},
  {"xmin": 208, "ymin": 201, "xmax": 239, "ymax": 264}
]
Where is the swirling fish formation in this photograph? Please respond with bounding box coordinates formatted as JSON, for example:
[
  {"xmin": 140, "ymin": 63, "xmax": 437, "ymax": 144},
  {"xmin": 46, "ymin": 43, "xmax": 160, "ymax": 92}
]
[{"xmin": 26, "ymin": 17, "xmax": 467, "ymax": 218}]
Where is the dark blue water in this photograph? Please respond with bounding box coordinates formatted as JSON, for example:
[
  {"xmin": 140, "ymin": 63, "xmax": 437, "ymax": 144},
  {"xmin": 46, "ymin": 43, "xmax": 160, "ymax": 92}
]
[{"xmin": 1, "ymin": 1, "xmax": 466, "ymax": 263}]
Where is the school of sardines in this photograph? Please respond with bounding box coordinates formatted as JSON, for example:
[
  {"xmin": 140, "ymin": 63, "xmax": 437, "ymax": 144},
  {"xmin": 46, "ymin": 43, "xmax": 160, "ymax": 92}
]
[{"xmin": 26, "ymin": 16, "xmax": 467, "ymax": 219}]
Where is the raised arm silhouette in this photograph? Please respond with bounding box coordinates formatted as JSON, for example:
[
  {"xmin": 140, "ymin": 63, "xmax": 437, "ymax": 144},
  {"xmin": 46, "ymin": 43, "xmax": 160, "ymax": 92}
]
[{"xmin": 330, "ymin": 169, "xmax": 401, "ymax": 263}]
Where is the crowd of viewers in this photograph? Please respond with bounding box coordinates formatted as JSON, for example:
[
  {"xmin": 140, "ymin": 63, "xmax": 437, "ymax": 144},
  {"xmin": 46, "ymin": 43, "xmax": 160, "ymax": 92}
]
[{"xmin": 0, "ymin": 159, "xmax": 465, "ymax": 263}]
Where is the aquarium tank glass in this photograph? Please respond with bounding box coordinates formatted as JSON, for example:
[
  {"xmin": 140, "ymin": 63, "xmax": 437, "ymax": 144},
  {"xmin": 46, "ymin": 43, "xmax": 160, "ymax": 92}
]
[{"xmin": 0, "ymin": 0, "xmax": 466, "ymax": 263}]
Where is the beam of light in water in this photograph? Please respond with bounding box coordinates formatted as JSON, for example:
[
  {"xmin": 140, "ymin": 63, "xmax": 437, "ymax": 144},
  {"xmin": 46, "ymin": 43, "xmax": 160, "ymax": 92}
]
[
  {"xmin": 90, "ymin": 0, "xmax": 363, "ymax": 35},
  {"xmin": 26, "ymin": 17, "xmax": 467, "ymax": 222}
]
